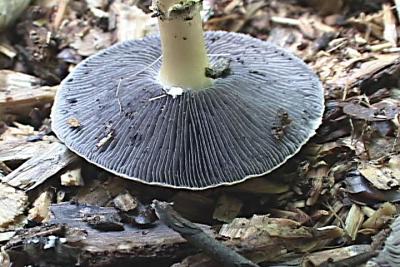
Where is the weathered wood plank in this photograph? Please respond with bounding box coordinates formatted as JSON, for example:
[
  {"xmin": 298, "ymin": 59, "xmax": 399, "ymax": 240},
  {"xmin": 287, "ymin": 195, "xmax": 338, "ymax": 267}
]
[
  {"xmin": 1, "ymin": 142, "xmax": 78, "ymax": 190},
  {"xmin": 0, "ymin": 139, "xmax": 55, "ymax": 162}
]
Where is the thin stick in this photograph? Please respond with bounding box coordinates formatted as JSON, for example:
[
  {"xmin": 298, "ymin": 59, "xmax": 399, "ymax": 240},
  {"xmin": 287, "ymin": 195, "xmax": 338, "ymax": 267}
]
[
  {"xmin": 53, "ymin": 0, "xmax": 70, "ymax": 30},
  {"xmin": 152, "ymin": 200, "xmax": 259, "ymax": 267}
]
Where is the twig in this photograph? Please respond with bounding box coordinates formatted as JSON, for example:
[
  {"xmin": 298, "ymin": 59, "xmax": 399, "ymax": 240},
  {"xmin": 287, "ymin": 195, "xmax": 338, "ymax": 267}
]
[
  {"xmin": 152, "ymin": 200, "xmax": 259, "ymax": 267},
  {"xmin": 53, "ymin": 0, "xmax": 70, "ymax": 30}
]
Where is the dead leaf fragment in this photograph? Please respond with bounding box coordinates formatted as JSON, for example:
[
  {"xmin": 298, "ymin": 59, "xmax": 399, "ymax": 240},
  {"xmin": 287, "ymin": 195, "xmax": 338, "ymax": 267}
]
[
  {"xmin": 362, "ymin": 202, "xmax": 396, "ymax": 229},
  {"xmin": 359, "ymin": 162, "xmax": 400, "ymax": 190},
  {"xmin": 219, "ymin": 215, "xmax": 343, "ymax": 262}
]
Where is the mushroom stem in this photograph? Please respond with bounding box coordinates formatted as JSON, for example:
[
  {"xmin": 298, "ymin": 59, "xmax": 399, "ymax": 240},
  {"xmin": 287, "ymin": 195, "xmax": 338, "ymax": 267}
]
[{"xmin": 153, "ymin": 0, "xmax": 212, "ymax": 90}]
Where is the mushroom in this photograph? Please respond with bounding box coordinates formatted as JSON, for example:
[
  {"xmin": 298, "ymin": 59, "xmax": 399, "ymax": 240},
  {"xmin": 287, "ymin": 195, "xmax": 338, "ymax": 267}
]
[{"xmin": 51, "ymin": 0, "xmax": 324, "ymax": 189}]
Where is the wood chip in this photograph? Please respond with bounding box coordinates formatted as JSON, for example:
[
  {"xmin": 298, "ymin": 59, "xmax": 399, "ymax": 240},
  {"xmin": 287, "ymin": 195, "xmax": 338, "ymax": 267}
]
[
  {"xmin": 66, "ymin": 117, "xmax": 80, "ymax": 128},
  {"xmin": 113, "ymin": 191, "xmax": 138, "ymax": 212},
  {"xmin": 345, "ymin": 204, "xmax": 364, "ymax": 241},
  {"xmin": 60, "ymin": 168, "xmax": 83, "ymax": 186},
  {"xmin": 73, "ymin": 176, "xmax": 127, "ymax": 206},
  {"xmin": 28, "ymin": 191, "xmax": 53, "ymax": 223},
  {"xmin": 0, "ymin": 183, "xmax": 28, "ymax": 231},
  {"xmin": 0, "ymin": 231, "xmax": 16, "ymax": 243},
  {"xmin": 306, "ymin": 163, "xmax": 329, "ymax": 206},
  {"xmin": 70, "ymin": 28, "xmax": 112, "ymax": 56}
]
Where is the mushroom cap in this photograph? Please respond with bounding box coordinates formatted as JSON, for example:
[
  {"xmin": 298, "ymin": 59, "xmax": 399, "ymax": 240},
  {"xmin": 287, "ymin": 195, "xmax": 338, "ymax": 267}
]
[{"xmin": 51, "ymin": 31, "xmax": 324, "ymax": 190}]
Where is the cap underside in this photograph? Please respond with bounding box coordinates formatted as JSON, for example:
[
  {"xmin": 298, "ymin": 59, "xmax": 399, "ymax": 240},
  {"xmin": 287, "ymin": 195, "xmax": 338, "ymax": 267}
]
[{"xmin": 52, "ymin": 31, "xmax": 324, "ymax": 189}]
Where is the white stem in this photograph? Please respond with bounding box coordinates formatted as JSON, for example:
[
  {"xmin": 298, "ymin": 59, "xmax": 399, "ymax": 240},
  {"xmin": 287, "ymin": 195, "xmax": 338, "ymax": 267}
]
[{"xmin": 154, "ymin": 0, "xmax": 212, "ymax": 90}]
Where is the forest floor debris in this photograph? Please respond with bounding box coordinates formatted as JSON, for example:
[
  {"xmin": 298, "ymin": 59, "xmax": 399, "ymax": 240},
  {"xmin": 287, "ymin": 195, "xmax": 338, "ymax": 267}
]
[{"xmin": 1, "ymin": 0, "xmax": 400, "ymax": 266}]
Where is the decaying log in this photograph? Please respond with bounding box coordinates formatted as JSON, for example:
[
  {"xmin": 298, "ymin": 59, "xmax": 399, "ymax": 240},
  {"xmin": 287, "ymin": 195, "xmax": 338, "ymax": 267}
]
[
  {"xmin": 4, "ymin": 203, "xmax": 207, "ymax": 267},
  {"xmin": 1, "ymin": 142, "xmax": 78, "ymax": 190}
]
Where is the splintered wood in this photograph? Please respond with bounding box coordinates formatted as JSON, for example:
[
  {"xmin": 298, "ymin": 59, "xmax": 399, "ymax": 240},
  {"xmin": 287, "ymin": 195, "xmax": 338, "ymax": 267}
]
[
  {"xmin": 0, "ymin": 70, "xmax": 58, "ymax": 117},
  {"xmin": 1, "ymin": 142, "xmax": 77, "ymax": 190},
  {"xmin": 0, "ymin": 183, "xmax": 28, "ymax": 231},
  {"xmin": 28, "ymin": 191, "xmax": 53, "ymax": 223}
]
